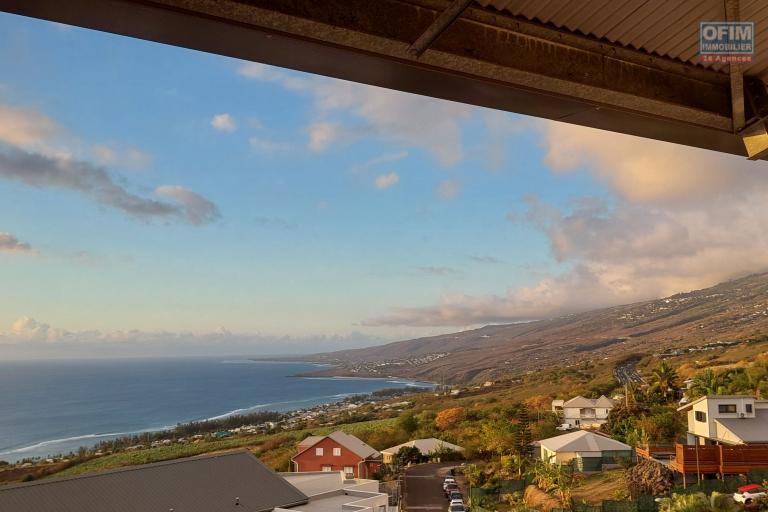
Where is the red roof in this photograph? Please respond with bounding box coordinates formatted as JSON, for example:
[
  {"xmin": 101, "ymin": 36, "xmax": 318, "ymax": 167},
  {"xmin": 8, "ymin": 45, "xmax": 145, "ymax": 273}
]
[{"xmin": 737, "ymin": 484, "xmax": 764, "ymax": 493}]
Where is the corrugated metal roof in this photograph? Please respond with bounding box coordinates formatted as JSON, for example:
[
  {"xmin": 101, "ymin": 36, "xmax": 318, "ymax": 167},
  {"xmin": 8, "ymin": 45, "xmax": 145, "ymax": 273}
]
[
  {"xmin": 540, "ymin": 430, "xmax": 632, "ymax": 452},
  {"xmin": 0, "ymin": 450, "xmax": 308, "ymax": 512},
  {"xmin": 475, "ymin": 0, "xmax": 768, "ymax": 80}
]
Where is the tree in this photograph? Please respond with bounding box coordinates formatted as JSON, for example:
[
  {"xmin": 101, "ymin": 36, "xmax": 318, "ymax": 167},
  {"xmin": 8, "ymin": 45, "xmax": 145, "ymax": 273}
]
[
  {"xmin": 690, "ymin": 369, "xmax": 723, "ymax": 398},
  {"xmin": 650, "ymin": 362, "xmax": 679, "ymax": 402},
  {"xmin": 516, "ymin": 406, "xmax": 533, "ymax": 456},
  {"xmin": 397, "ymin": 412, "xmax": 419, "ymax": 436},
  {"xmin": 394, "ymin": 445, "xmax": 422, "ymax": 466},
  {"xmin": 435, "ymin": 407, "xmax": 464, "ymax": 430}
]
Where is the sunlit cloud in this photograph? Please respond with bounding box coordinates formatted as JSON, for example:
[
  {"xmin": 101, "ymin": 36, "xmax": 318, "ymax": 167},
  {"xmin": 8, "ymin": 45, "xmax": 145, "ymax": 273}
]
[
  {"xmin": 374, "ymin": 172, "xmax": 399, "ymax": 190},
  {"xmin": 211, "ymin": 113, "xmax": 237, "ymax": 132}
]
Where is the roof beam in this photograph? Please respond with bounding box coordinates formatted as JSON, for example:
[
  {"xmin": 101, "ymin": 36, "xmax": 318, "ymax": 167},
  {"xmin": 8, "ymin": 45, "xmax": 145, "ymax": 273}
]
[
  {"xmin": 0, "ymin": 0, "xmax": 752, "ymax": 157},
  {"xmin": 407, "ymin": 0, "xmax": 473, "ymax": 57}
]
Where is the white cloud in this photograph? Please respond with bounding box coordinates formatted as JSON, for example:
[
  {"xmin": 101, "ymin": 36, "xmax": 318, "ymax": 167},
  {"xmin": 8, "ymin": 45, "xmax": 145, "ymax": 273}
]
[
  {"xmin": 0, "ymin": 233, "xmax": 34, "ymax": 255},
  {"xmin": 92, "ymin": 144, "xmax": 152, "ymax": 170},
  {"xmin": 374, "ymin": 172, "xmax": 399, "ymax": 190},
  {"xmin": 436, "ymin": 180, "xmax": 462, "ymax": 200},
  {"xmin": 0, "ymin": 317, "xmax": 387, "ymax": 356},
  {"xmin": 238, "ymin": 62, "xmax": 472, "ymax": 167},
  {"xmin": 364, "ymin": 122, "xmax": 768, "ymax": 327},
  {"xmin": 352, "ymin": 151, "xmax": 409, "ymax": 174},
  {"xmin": 0, "ymin": 104, "xmax": 60, "ymax": 149},
  {"xmin": 308, "ymin": 122, "xmax": 338, "ymax": 151},
  {"xmin": 211, "ymin": 113, "xmax": 237, "ymax": 132}
]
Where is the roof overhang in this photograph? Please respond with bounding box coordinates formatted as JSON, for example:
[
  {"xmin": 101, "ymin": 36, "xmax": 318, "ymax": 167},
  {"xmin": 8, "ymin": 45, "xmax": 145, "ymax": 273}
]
[{"xmin": 2, "ymin": 0, "xmax": 768, "ymax": 159}]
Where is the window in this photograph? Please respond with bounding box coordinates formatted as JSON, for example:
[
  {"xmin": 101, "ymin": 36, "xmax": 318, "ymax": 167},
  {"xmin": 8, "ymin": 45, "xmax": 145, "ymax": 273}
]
[
  {"xmin": 343, "ymin": 466, "xmax": 354, "ymax": 477},
  {"xmin": 315, "ymin": 447, "xmax": 324, "ymax": 456},
  {"xmin": 321, "ymin": 465, "xmax": 332, "ymax": 472},
  {"xmin": 695, "ymin": 411, "xmax": 707, "ymax": 422},
  {"xmin": 747, "ymin": 404, "xmax": 753, "ymax": 413},
  {"xmin": 718, "ymin": 404, "xmax": 737, "ymax": 414},
  {"xmin": 333, "ymin": 447, "xmax": 341, "ymax": 456}
]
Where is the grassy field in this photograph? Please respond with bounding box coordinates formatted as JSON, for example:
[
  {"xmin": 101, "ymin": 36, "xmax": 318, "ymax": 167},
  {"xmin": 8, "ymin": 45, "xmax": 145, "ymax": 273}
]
[{"xmin": 51, "ymin": 417, "xmax": 397, "ymax": 478}]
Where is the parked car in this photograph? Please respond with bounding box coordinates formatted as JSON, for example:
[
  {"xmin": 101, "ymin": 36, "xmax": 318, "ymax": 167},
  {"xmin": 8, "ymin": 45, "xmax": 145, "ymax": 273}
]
[
  {"xmin": 448, "ymin": 503, "xmax": 465, "ymax": 512},
  {"xmin": 450, "ymin": 498, "xmax": 464, "ymax": 506},
  {"xmin": 444, "ymin": 483, "xmax": 459, "ymax": 497},
  {"xmin": 734, "ymin": 484, "xmax": 766, "ymax": 504},
  {"xmin": 449, "ymin": 491, "xmax": 463, "ymax": 502},
  {"xmin": 442, "ymin": 477, "xmax": 456, "ymax": 490}
]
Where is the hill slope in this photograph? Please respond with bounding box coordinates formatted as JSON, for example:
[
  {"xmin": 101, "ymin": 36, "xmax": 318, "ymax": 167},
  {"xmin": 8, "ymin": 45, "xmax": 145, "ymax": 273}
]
[{"xmin": 308, "ymin": 272, "xmax": 768, "ymax": 382}]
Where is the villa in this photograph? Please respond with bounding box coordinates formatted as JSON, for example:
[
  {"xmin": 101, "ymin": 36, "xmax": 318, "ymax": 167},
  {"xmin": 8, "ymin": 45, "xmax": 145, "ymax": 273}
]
[{"xmin": 551, "ymin": 395, "xmax": 615, "ymax": 429}]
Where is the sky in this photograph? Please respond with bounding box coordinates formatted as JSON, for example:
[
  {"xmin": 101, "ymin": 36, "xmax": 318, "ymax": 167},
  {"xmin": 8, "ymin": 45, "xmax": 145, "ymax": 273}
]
[{"xmin": 1, "ymin": 13, "xmax": 768, "ymax": 358}]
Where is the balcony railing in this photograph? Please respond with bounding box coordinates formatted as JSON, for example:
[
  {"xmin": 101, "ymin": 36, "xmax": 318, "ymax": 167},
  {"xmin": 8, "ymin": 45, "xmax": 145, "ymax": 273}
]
[{"xmin": 638, "ymin": 444, "xmax": 768, "ymax": 475}]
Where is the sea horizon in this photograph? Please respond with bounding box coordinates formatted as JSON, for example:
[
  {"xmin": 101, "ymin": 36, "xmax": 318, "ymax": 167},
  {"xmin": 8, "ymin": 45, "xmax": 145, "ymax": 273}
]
[{"xmin": 0, "ymin": 357, "xmax": 432, "ymax": 462}]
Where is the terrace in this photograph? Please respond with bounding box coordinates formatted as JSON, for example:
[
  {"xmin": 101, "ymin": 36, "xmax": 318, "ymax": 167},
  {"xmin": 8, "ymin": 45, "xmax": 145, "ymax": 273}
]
[{"xmin": 638, "ymin": 443, "xmax": 768, "ymax": 476}]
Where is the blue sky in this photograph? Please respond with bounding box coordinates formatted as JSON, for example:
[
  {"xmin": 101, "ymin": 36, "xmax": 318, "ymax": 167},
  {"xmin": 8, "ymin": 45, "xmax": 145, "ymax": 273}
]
[{"xmin": 2, "ymin": 13, "xmax": 766, "ymax": 357}]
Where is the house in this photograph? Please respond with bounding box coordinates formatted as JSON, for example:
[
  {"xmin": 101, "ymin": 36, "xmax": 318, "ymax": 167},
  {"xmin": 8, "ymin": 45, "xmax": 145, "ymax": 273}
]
[
  {"xmin": 539, "ymin": 431, "xmax": 634, "ymax": 472},
  {"xmin": 291, "ymin": 431, "xmax": 382, "ymax": 479},
  {"xmin": 551, "ymin": 395, "xmax": 615, "ymax": 428},
  {"xmin": 0, "ymin": 450, "xmax": 394, "ymax": 512},
  {"xmin": 380, "ymin": 438, "xmax": 465, "ymax": 464},
  {"xmin": 678, "ymin": 395, "xmax": 768, "ymax": 445},
  {"xmin": 0, "ymin": 450, "xmax": 309, "ymax": 512},
  {"xmin": 279, "ymin": 470, "xmax": 391, "ymax": 512}
]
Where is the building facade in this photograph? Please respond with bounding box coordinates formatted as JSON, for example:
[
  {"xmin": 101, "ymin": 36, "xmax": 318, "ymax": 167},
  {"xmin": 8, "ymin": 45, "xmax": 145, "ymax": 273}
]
[
  {"xmin": 291, "ymin": 431, "xmax": 381, "ymax": 479},
  {"xmin": 678, "ymin": 395, "xmax": 768, "ymax": 445},
  {"xmin": 552, "ymin": 396, "xmax": 615, "ymax": 429}
]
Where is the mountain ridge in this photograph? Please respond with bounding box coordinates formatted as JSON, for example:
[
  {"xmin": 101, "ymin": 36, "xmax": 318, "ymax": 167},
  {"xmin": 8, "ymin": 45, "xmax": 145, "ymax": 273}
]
[{"xmin": 306, "ymin": 272, "xmax": 768, "ymax": 382}]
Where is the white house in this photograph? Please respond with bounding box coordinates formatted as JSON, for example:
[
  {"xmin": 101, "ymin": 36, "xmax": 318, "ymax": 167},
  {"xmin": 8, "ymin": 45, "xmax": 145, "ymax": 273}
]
[
  {"xmin": 552, "ymin": 395, "xmax": 615, "ymax": 429},
  {"xmin": 677, "ymin": 395, "xmax": 768, "ymax": 445},
  {"xmin": 539, "ymin": 431, "xmax": 633, "ymax": 472},
  {"xmin": 380, "ymin": 438, "xmax": 464, "ymax": 464},
  {"xmin": 280, "ymin": 470, "xmax": 392, "ymax": 512}
]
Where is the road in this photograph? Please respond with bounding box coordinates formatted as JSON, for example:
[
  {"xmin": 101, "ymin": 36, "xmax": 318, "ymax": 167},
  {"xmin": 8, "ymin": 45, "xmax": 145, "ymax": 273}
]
[
  {"xmin": 614, "ymin": 358, "xmax": 644, "ymax": 385},
  {"xmin": 403, "ymin": 463, "xmax": 461, "ymax": 511}
]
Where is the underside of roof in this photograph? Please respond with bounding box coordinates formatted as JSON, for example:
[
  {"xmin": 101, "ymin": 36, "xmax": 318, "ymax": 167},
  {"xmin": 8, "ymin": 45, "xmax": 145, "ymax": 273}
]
[
  {"xmin": 476, "ymin": 0, "xmax": 768, "ymax": 80},
  {"xmin": 4, "ymin": 0, "xmax": 768, "ymax": 159}
]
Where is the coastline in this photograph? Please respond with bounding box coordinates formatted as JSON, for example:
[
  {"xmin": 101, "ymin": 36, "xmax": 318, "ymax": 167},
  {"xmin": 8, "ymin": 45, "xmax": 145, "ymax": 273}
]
[{"xmin": 0, "ymin": 363, "xmax": 432, "ymax": 463}]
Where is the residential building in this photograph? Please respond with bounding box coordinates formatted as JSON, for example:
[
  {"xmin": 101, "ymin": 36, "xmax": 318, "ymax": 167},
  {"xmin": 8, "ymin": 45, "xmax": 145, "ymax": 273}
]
[
  {"xmin": 291, "ymin": 431, "xmax": 382, "ymax": 479},
  {"xmin": 380, "ymin": 438, "xmax": 464, "ymax": 464},
  {"xmin": 678, "ymin": 395, "xmax": 768, "ymax": 445},
  {"xmin": 551, "ymin": 395, "xmax": 615, "ymax": 428},
  {"xmin": 279, "ymin": 471, "xmax": 391, "ymax": 512},
  {"xmin": 539, "ymin": 430, "xmax": 634, "ymax": 472},
  {"xmin": 0, "ymin": 450, "xmax": 393, "ymax": 512},
  {"xmin": 0, "ymin": 450, "xmax": 308, "ymax": 512}
]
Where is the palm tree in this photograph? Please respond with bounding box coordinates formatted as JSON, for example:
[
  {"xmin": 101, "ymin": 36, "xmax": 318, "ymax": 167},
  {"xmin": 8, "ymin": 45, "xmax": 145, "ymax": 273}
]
[
  {"xmin": 650, "ymin": 362, "xmax": 679, "ymax": 402},
  {"xmin": 690, "ymin": 369, "xmax": 722, "ymax": 398}
]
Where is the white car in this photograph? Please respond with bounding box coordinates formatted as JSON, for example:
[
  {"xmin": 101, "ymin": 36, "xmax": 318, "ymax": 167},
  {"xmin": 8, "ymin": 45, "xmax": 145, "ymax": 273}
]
[
  {"xmin": 450, "ymin": 499, "xmax": 464, "ymax": 506},
  {"xmin": 442, "ymin": 478, "xmax": 456, "ymax": 490},
  {"xmin": 733, "ymin": 484, "xmax": 766, "ymax": 504},
  {"xmin": 448, "ymin": 504, "xmax": 465, "ymax": 512}
]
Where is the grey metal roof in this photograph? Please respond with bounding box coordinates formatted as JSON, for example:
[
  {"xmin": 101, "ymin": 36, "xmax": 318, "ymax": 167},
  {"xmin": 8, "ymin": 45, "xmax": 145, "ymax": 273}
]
[
  {"xmin": 380, "ymin": 438, "xmax": 465, "ymax": 455},
  {"xmin": 562, "ymin": 395, "xmax": 615, "ymax": 408},
  {"xmin": 540, "ymin": 431, "xmax": 632, "ymax": 452},
  {"xmin": 716, "ymin": 409, "xmax": 768, "ymax": 443},
  {"xmin": 474, "ymin": 0, "xmax": 768, "ymax": 79},
  {"xmin": 0, "ymin": 450, "xmax": 308, "ymax": 512}
]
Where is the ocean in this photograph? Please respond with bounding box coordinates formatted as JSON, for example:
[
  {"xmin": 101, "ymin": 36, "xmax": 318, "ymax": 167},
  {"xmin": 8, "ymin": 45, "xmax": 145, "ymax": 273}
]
[{"xmin": 0, "ymin": 358, "xmax": 431, "ymax": 462}]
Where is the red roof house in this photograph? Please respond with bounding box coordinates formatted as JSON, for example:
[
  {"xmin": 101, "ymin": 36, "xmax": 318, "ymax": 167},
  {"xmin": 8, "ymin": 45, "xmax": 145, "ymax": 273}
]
[{"xmin": 291, "ymin": 431, "xmax": 381, "ymax": 479}]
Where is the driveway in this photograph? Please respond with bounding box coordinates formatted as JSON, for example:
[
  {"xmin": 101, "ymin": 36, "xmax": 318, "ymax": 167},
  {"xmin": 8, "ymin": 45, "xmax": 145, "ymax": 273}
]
[{"xmin": 403, "ymin": 463, "xmax": 461, "ymax": 512}]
